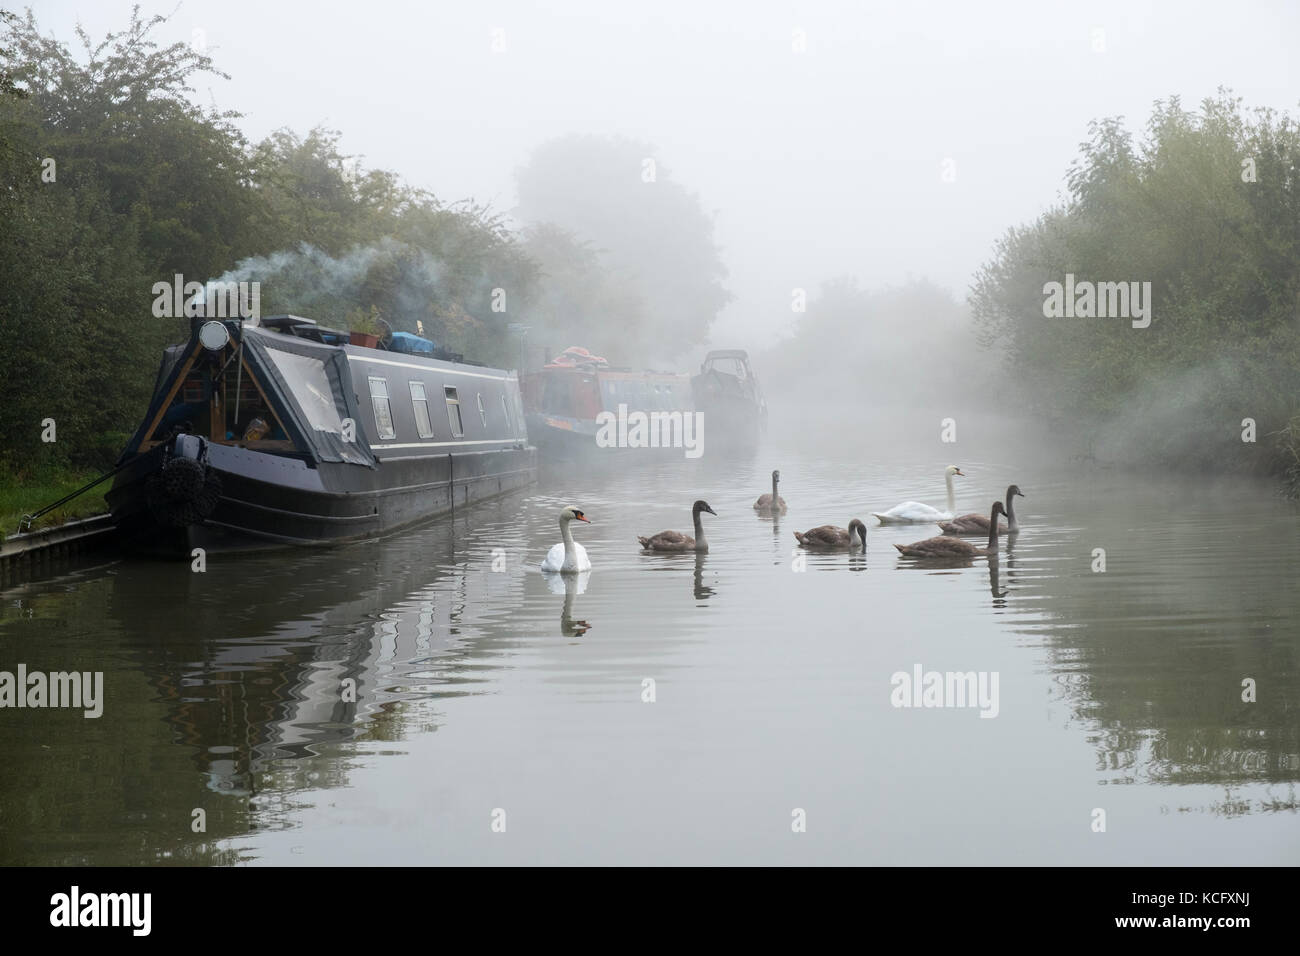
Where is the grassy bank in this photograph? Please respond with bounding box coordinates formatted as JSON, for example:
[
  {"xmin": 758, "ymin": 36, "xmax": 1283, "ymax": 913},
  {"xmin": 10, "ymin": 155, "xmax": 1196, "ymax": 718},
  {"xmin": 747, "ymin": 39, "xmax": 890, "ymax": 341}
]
[{"xmin": 0, "ymin": 467, "xmax": 109, "ymax": 536}]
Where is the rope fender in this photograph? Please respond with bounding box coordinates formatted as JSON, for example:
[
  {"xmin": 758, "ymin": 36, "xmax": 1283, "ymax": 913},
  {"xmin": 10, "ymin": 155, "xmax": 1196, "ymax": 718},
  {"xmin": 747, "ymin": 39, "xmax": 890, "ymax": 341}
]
[{"xmin": 146, "ymin": 437, "xmax": 223, "ymax": 528}]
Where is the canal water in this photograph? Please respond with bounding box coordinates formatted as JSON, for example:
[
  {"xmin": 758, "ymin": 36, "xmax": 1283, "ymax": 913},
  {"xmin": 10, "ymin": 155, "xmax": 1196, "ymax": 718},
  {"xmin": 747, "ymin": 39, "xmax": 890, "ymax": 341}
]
[{"xmin": 2, "ymin": 428, "xmax": 1297, "ymax": 865}]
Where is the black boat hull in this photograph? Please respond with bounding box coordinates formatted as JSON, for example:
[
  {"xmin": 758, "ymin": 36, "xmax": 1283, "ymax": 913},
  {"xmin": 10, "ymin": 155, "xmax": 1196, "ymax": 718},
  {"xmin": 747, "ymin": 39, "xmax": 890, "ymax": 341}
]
[{"xmin": 108, "ymin": 440, "xmax": 536, "ymax": 557}]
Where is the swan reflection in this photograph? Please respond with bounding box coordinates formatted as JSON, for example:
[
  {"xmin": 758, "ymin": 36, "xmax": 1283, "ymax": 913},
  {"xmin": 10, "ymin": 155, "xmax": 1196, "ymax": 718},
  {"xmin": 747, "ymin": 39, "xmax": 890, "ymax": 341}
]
[
  {"xmin": 544, "ymin": 569, "xmax": 591, "ymax": 636},
  {"xmin": 989, "ymin": 560, "xmax": 1008, "ymax": 603},
  {"xmin": 693, "ymin": 552, "xmax": 714, "ymax": 601}
]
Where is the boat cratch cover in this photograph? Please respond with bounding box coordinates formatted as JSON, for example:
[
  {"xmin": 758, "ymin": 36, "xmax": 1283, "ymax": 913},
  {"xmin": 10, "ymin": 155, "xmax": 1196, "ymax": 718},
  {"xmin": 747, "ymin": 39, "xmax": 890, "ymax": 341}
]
[
  {"xmin": 123, "ymin": 325, "xmax": 376, "ymax": 468},
  {"xmin": 237, "ymin": 328, "xmax": 375, "ymax": 466}
]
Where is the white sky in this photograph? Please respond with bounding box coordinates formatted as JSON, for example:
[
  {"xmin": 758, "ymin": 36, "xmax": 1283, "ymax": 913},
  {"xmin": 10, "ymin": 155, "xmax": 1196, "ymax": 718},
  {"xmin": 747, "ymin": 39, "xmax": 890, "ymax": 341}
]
[{"xmin": 31, "ymin": 0, "xmax": 1300, "ymax": 345}]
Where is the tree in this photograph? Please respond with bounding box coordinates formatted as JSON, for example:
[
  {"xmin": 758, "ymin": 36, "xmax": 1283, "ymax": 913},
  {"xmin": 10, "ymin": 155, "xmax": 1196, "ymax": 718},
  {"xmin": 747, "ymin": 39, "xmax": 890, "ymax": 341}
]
[
  {"xmin": 515, "ymin": 134, "xmax": 730, "ymax": 358},
  {"xmin": 970, "ymin": 91, "xmax": 1300, "ymax": 485},
  {"xmin": 0, "ymin": 7, "xmax": 546, "ymax": 475},
  {"xmin": 518, "ymin": 223, "xmax": 648, "ymax": 365},
  {"xmin": 0, "ymin": 6, "xmax": 251, "ymax": 470}
]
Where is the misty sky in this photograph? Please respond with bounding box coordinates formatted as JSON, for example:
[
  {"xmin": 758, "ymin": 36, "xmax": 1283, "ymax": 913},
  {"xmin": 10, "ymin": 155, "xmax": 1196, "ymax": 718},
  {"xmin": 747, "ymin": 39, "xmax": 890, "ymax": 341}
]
[{"xmin": 33, "ymin": 0, "xmax": 1300, "ymax": 345}]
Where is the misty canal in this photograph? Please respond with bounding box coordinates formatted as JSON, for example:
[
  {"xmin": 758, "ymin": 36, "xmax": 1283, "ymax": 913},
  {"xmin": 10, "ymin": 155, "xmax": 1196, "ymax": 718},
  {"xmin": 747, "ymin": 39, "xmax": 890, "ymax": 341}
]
[{"xmin": 2, "ymin": 432, "xmax": 1297, "ymax": 866}]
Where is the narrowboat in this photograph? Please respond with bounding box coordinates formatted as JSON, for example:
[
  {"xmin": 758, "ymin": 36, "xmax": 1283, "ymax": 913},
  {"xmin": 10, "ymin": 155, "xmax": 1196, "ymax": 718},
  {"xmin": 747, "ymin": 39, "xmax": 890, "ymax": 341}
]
[
  {"xmin": 107, "ymin": 315, "xmax": 535, "ymax": 556},
  {"xmin": 691, "ymin": 349, "xmax": 767, "ymax": 450},
  {"xmin": 520, "ymin": 347, "xmax": 696, "ymax": 458}
]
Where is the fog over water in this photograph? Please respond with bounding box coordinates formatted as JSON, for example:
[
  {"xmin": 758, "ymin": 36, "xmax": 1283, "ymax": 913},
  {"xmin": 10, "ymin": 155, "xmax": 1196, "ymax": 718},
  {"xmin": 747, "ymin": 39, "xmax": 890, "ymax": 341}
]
[
  {"xmin": 4, "ymin": 430, "xmax": 1297, "ymax": 866},
  {"xmin": 5, "ymin": 0, "xmax": 1298, "ymax": 875},
  {"xmin": 34, "ymin": 0, "xmax": 1300, "ymax": 343}
]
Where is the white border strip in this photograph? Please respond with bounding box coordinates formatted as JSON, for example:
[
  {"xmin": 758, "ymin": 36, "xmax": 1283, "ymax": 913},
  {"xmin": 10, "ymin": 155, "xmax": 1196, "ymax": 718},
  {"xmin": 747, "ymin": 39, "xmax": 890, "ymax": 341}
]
[
  {"xmin": 376, "ymin": 439, "xmax": 516, "ymax": 449},
  {"xmin": 349, "ymin": 353, "xmax": 514, "ymax": 382}
]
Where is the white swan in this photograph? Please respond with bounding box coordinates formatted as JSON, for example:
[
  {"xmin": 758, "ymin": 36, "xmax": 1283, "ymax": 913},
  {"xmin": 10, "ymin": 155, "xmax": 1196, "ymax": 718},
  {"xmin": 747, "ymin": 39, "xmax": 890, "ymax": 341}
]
[
  {"xmin": 540, "ymin": 505, "xmax": 591, "ymax": 572},
  {"xmin": 872, "ymin": 465, "xmax": 964, "ymax": 524}
]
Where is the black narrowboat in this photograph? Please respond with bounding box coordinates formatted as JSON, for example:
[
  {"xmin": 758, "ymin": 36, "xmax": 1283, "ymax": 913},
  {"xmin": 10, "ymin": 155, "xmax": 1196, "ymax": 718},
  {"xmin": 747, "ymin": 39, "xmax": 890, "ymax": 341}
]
[{"xmin": 107, "ymin": 315, "xmax": 535, "ymax": 556}]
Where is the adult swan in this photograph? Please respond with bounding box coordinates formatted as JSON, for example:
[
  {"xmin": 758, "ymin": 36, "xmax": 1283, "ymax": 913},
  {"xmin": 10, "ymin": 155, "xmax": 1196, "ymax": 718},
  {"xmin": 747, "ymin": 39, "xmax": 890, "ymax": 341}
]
[
  {"xmin": 872, "ymin": 465, "xmax": 963, "ymax": 524},
  {"xmin": 541, "ymin": 506, "xmax": 592, "ymax": 573}
]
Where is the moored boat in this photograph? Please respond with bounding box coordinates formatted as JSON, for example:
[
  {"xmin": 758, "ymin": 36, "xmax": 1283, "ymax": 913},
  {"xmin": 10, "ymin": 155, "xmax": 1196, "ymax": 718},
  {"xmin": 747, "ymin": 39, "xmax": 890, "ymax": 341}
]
[
  {"xmin": 521, "ymin": 347, "xmax": 695, "ymax": 459},
  {"xmin": 691, "ymin": 349, "xmax": 767, "ymax": 450},
  {"xmin": 107, "ymin": 315, "xmax": 535, "ymax": 556}
]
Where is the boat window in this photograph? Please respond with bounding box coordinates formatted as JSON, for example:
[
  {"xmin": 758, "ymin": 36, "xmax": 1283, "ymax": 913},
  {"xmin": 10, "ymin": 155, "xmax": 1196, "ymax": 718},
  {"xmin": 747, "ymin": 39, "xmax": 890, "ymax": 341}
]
[
  {"xmin": 513, "ymin": 386, "xmax": 526, "ymax": 436},
  {"xmin": 409, "ymin": 380, "xmax": 434, "ymax": 439},
  {"xmin": 501, "ymin": 393, "xmax": 512, "ymax": 434},
  {"xmin": 368, "ymin": 376, "xmax": 396, "ymax": 440},
  {"xmin": 444, "ymin": 386, "xmax": 464, "ymax": 438},
  {"xmin": 477, "ymin": 392, "xmax": 487, "ymax": 428},
  {"xmin": 265, "ymin": 348, "xmax": 344, "ymax": 434}
]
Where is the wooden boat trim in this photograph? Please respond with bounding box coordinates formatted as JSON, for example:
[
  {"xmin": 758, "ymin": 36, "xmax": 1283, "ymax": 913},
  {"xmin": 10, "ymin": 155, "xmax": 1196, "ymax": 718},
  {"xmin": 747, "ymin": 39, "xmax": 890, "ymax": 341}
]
[{"xmin": 139, "ymin": 341, "xmax": 201, "ymax": 446}]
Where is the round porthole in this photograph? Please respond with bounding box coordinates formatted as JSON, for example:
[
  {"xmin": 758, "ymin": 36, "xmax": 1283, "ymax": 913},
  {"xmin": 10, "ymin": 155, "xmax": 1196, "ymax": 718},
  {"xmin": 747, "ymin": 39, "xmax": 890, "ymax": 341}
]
[{"xmin": 199, "ymin": 321, "xmax": 231, "ymax": 350}]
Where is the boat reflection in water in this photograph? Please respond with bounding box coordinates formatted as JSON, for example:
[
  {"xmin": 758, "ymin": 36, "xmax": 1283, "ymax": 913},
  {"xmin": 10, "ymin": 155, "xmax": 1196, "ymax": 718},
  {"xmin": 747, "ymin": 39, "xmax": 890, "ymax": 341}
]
[
  {"xmin": 5, "ymin": 460, "xmax": 1298, "ymax": 866},
  {"xmin": 107, "ymin": 501, "xmax": 529, "ymax": 807}
]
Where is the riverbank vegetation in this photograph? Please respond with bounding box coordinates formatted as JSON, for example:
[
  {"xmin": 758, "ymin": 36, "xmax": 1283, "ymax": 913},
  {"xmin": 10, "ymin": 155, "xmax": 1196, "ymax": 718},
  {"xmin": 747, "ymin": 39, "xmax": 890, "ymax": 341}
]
[
  {"xmin": 0, "ymin": 9, "xmax": 727, "ymax": 485},
  {"xmin": 3, "ymin": 10, "xmax": 1297, "ymax": 500},
  {"xmin": 766, "ymin": 92, "xmax": 1300, "ymax": 496},
  {"xmin": 971, "ymin": 92, "xmax": 1300, "ymax": 495}
]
